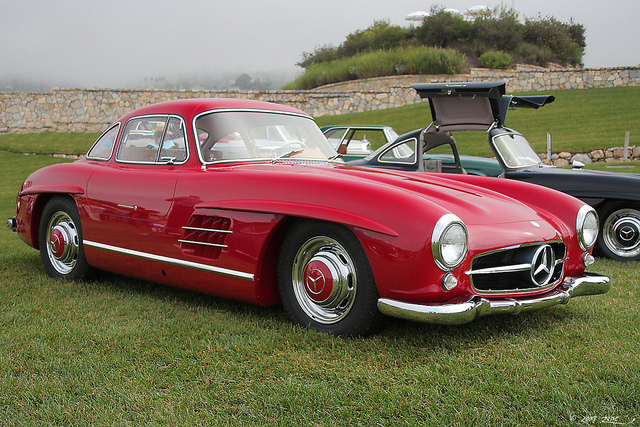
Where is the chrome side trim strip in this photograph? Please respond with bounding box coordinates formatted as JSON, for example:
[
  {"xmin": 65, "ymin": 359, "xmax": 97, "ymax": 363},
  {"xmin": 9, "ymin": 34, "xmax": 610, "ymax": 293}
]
[
  {"xmin": 182, "ymin": 226, "xmax": 233, "ymax": 234},
  {"xmin": 377, "ymin": 273, "xmax": 610, "ymax": 325},
  {"xmin": 178, "ymin": 239, "xmax": 228, "ymax": 248},
  {"xmin": 83, "ymin": 240, "xmax": 253, "ymax": 281}
]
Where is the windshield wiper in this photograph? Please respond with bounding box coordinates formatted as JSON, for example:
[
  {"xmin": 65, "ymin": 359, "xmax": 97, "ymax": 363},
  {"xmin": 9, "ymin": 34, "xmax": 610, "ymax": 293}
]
[{"xmin": 276, "ymin": 149, "xmax": 304, "ymax": 159}]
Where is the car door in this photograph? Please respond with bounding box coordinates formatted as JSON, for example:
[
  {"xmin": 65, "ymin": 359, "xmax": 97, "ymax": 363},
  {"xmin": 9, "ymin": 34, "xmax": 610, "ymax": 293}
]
[{"xmin": 85, "ymin": 115, "xmax": 188, "ymax": 246}]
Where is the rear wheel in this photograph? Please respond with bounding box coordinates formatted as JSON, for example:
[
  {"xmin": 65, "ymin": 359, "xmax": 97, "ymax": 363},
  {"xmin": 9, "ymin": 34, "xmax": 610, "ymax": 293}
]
[
  {"xmin": 278, "ymin": 220, "xmax": 380, "ymax": 336},
  {"xmin": 596, "ymin": 202, "xmax": 640, "ymax": 261},
  {"xmin": 39, "ymin": 197, "xmax": 92, "ymax": 280}
]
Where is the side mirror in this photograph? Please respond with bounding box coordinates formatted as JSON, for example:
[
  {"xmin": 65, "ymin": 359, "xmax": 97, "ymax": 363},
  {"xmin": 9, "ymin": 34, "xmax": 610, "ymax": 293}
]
[{"xmin": 572, "ymin": 160, "xmax": 585, "ymax": 170}]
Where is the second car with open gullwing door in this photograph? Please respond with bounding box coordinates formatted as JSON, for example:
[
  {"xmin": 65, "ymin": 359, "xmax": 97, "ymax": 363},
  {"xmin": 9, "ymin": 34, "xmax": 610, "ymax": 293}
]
[{"xmin": 351, "ymin": 81, "xmax": 640, "ymax": 262}]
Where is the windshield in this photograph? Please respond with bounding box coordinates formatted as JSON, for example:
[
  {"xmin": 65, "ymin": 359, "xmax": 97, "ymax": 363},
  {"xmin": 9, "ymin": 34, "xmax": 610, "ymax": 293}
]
[
  {"xmin": 492, "ymin": 132, "xmax": 542, "ymax": 168},
  {"xmin": 196, "ymin": 111, "xmax": 337, "ymax": 164}
]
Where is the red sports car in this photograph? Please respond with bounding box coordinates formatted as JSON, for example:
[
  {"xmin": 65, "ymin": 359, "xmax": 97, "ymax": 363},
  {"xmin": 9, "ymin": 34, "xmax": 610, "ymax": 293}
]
[{"xmin": 8, "ymin": 98, "xmax": 610, "ymax": 336}]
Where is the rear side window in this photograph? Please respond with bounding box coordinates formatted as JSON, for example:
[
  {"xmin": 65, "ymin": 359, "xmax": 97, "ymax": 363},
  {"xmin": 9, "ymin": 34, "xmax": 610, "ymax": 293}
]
[{"xmin": 87, "ymin": 124, "xmax": 120, "ymax": 160}]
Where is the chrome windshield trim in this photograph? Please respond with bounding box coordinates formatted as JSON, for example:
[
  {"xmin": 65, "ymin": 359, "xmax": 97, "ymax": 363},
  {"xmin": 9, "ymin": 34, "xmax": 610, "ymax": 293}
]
[
  {"xmin": 193, "ymin": 108, "xmax": 319, "ymax": 166},
  {"xmin": 83, "ymin": 240, "xmax": 253, "ymax": 281}
]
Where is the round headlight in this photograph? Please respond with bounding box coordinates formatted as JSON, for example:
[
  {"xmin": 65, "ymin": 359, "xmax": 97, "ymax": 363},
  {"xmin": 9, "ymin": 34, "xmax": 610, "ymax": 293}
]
[
  {"xmin": 577, "ymin": 205, "xmax": 599, "ymax": 250},
  {"xmin": 432, "ymin": 214, "xmax": 468, "ymax": 270}
]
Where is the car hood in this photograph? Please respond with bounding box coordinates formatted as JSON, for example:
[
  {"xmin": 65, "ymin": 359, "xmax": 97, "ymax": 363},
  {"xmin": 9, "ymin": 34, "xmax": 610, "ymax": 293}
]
[
  {"xmin": 225, "ymin": 162, "xmax": 562, "ymax": 230},
  {"xmin": 411, "ymin": 81, "xmax": 555, "ymax": 131},
  {"xmin": 337, "ymin": 166, "xmax": 555, "ymax": 225},
  {"xmin": 507, "ymin": 165, "xmax": 640, "ymax": 203}
]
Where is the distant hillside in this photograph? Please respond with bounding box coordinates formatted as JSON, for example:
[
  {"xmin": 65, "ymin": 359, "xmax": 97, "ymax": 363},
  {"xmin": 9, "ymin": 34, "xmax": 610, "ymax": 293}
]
[{"xmin": 287, "ymin": 6, "xmax": 585, "ymax": 89}]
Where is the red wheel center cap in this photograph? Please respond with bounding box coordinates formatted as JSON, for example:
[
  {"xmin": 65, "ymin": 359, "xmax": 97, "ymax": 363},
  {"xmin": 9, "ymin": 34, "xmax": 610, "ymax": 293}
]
[
  {"xmin": 50, "ymin": 228, "xmax": 66, "ymax": 259},
  {"xmin": 304, "ymin": 260, "xmax": 333, "ymax": 303}
]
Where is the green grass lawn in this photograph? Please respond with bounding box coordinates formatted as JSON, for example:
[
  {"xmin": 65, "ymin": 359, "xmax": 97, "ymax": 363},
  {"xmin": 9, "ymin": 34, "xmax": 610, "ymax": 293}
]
[
  {"xmin": 0, "ymin": 132, "xmax": 99, "ymax": 156},
  {"xmin": 1, "ymin": 87, "xmax": 640, "ymax": 424},
  {"xmin": 2, "ymin": 169, "xmax": 639, "ymax": 426},
  {"xmin": 1, "ymin": 151, "xmax": 639, "ymax": 425}
]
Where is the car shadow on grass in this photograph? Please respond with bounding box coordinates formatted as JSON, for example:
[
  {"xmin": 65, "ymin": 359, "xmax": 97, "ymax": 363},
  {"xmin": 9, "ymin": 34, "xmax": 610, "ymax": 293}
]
[{"xmin": 80, "ymin": 268, "xmax": 595, "ymax": 346}]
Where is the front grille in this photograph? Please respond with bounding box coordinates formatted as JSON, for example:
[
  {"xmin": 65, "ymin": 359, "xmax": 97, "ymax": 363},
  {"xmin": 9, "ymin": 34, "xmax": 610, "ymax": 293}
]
[{"xmin": 468, "ymin": 242, "xmax": 565, "ymax": 293}]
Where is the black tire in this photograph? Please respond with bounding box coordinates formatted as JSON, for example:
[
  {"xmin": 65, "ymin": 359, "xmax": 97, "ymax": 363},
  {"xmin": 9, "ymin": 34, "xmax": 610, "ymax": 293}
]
[
  {"xmin": 595, "ymin": 201, "xmax": 640, "ymax": 261},
  {"xmin": 278, "ymin": 220, "xmax": 381, "ymax": 337},
  {"xmin": 39, "ymin": 196, "xmax": 92, "ymax": 280}
]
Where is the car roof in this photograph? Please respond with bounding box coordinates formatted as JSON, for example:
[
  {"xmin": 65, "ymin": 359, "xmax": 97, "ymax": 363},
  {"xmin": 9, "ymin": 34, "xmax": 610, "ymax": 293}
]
[{"xmin": 116, "ymin": 98, "xmax": 309, "ymax": 124}]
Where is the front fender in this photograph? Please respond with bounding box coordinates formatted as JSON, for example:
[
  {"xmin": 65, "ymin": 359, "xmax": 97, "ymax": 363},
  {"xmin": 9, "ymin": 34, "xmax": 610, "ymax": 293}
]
[
  {"xmin": 196, "ymin": 199, "xmax": 399, "ymax": 237},
  {"xmin": 19, "ymin": 184, "xmax": 85, "ymax": 196}
]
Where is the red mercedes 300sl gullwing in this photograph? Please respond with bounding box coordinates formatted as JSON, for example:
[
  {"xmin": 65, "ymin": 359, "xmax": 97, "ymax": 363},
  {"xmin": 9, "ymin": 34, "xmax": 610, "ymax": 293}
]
[{"xmin": 8, "ymin": 98, "xmax": 610, "ymax": 336}]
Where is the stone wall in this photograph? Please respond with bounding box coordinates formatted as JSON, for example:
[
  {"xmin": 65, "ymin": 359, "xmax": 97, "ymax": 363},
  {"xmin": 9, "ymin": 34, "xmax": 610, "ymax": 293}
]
[
  {"xmin": 543, "ymin": 146, "xmax": 640, "ymax": 166},
  {"xmin": 1, "ymin": 65, "xmax": 638, "ymax": 134}
]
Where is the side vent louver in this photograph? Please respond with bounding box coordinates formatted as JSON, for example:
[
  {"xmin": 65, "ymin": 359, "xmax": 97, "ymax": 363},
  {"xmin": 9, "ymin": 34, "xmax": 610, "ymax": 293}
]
[{"xmin": 179, "ymin": 215, "xmax": 232, "ymax": 259}]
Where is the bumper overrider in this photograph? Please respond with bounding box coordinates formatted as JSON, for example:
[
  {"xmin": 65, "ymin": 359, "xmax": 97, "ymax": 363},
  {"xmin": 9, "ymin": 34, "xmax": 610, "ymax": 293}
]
[
  {"xmin": 377, "ymin": 273, "xmax": 611, "ymax": 325},
  {"xmin": 7, "ymin": 217, "xmax": 16, "ymax": 232}
]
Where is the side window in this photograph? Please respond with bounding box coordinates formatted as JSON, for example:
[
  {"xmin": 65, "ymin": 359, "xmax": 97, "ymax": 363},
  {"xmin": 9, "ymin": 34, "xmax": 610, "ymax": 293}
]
[
  {"xmin": 158, "ymin": 117, "xmax": 187, "ymax": 163},
  {"xmin": 350, "ymin": 130, "xmax": 385, "ymax": 151},
  {"xmin": 117, "ymin": 117, "xmax": 165, "ymax": 163},
  {"xmin": 87, "ymin": 124, "xmax": 119, "ymax": 160},
  {"xmin": 379, "ymin": 138, "xmax": 417, "ymax": 164},
  {"xmin": 116, "ymin": 116, "xmax": 188, "ymax": 164},
  {"xmin": 323, "ymin": 128, "xmax": 347, "ymax": 150}
]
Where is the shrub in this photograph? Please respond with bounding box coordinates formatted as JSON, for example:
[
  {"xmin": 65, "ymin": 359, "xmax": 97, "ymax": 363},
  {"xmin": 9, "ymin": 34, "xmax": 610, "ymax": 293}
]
[
  {"xmin": 297, "ymin": 21, "xmax": 411, "ymax": 69},
  {"xmin": 514, "ymin": 42, "xmax": 552, "ymax": 67},
  {"xmin": 415, "ymin": 7, "xmax": 472, "ymax": 48},
  {"xmin": 400, "ymin": 47, "xmax": 468, "ymax": 75},
  {"xmin": 286, "ymin": 47, "xmax": 468, "ymax": 89},
  {"xmin": 478, "ymin": 50, "xmax": 512, "ymax": 69},
  {"xmin": 522, "ymin": 16, "xmax": 585, "ymax": 66}
]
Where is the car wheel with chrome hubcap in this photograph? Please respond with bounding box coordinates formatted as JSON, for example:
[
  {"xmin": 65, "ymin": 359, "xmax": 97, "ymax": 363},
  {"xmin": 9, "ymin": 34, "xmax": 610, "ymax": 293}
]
[
  {"xmin": 39, "ymin": 197, "xmax": 92, "ymax": 280},
  {"xmin": 597, "ymin": 202, "xmax": 640, "ymax": 261},
  {"xmin": 278, "ymin": 220, "xmax": 380, "ymax": 336}
]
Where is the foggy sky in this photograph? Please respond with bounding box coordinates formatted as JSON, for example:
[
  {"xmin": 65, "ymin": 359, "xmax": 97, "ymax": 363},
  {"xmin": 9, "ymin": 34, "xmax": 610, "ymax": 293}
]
[{"xmin": 1, "ymin": 0, "xmax": 638, "ymax": 89}]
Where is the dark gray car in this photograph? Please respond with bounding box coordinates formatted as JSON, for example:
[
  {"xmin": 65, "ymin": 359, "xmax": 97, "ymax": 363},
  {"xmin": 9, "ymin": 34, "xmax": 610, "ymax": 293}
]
[{"xmin": 351, "ymin": 81, "xmax": 640, "ymax": 261}]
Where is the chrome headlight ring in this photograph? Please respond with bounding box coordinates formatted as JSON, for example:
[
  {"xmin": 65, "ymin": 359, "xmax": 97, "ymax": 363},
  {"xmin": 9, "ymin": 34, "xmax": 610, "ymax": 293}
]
[
  {"xmin": 577, "ymin": 205, "xmax": 599, "ymax": 251},
  {"xmin": 431, "ymin": 214, "xmax": 468, "ymax": 271}
]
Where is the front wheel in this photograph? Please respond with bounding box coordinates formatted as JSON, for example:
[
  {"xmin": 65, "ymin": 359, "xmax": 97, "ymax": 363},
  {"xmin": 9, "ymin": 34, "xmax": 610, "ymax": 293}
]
[
  {"xmin": 278, "ymin": 220, "xmax": 381, "ymax": 336},
  {"xmin": 596, "ymin": 202, "xmax": 640, "ymax": 261},
  {"xmin": 39, "ymin": 196, "xmax": 92, "ymax": 280}
]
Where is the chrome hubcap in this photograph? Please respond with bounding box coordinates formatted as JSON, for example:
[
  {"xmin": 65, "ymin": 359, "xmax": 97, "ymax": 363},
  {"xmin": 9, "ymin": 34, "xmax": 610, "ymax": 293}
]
[
  {"xmin": 46, "ymin": 211, "xmax": 80, "ymax": 274},
  {"xmin": 603, "ymin": 208, "xmax": 640, "ymax": 258},
  {"xmin": 292, "ymin": 236, "xmax": 357, "ymax": 324}
]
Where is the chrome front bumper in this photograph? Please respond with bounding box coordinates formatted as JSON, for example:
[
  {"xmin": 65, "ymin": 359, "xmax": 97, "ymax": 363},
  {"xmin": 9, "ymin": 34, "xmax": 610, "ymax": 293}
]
[
  {"xmin": 7, "ymin": 217, "xmax": 16, "ymax": 232},
  {"xmin": 377, "ymin": 273, "xmax": 611, "ymax": 325}
]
